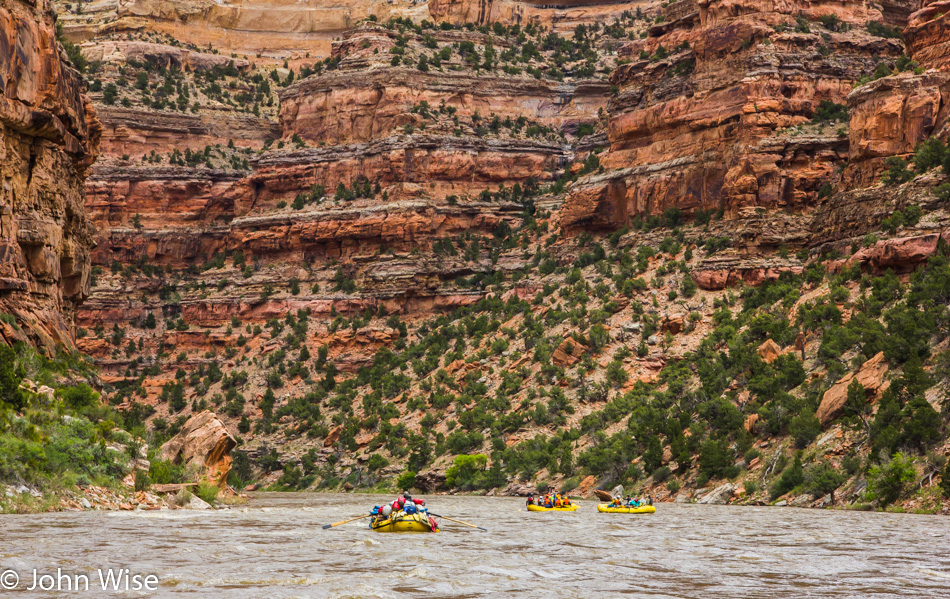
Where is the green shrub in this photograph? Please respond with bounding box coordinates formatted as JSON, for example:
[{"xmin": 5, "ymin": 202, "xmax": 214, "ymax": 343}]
[
  {"xmin": 561, "ymin": 475, "xmax": 582, "ymax": 493},
  {"xmin": 0, "ymin": 345, "xmax": 26, "ymax": 412},
  {"xmin": 0, "ymin": 416, "xmax": 125, "ymax": 487},
  {"xmin": 867, "ymin": 21, "xmax": 901, "ymax": 39},
  {"xmin": 770, "ymin": 455, "xmax": 803, "ymax": 500},
  {"xmin": 396, "ymin": 470, "xmax": 417, "ymax": 491},
  {"xmin": 56, "ymin": 384, "xmax": 100, "ymax": 410},
  {"xmin": 134, "ymin": 469, "xmax": 150, "ymax": 492},
  {"xmin": 897, "ymin": 396, "xmax": 942, "ymax": 452},
  {"xmin": 866, "ymin": 452, "xmax": 916, "ymax": 506},
  {"xmin": 803, "ymin": 460, "xmax": 846, "ymax": 497},
  {"xmin": 148, "ymin": 459, "xmax": 184, "ymax": 485},
  {"xmin": 913, "ymin": 137, "xmax": 948, "ymax": 172},
  {"xmin": 788, "ymin": 410, "xmax": 821, "ymax": 449},
  {"xmin": 652, "ymin": 465, "xmax": 671, "ymax": 483},
  {"xmin": 812, "ymin": 100, "xmax": 848, "ymax": 123},
  {"xmin": 367, "ymin": 453, "xmax": 389, "ymax": 471},
  {"xmin": 445, "ymin": 453, "xmax": 488, "ymax": 489},
  {"xmin": 195, "ymin": 482, "xmax": 220, "ymax": 505},
  {"xmin": 698, "ymin": 438, "xmax": 734, "ymax": 480},
  {"xmin": 881, "ymin": 157, "xmax": 914, "ymax": 185}
]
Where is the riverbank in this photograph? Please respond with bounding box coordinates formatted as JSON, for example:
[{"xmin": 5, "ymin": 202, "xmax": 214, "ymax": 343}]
[{"xmin": 0, "ymin": 482, "xmax": 249, "ymax": 514}]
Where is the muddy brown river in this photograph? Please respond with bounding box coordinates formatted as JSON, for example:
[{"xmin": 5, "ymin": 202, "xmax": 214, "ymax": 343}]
[{"xmin": 2, "ymin": 493, "xmax": 949, "ymax": 597}]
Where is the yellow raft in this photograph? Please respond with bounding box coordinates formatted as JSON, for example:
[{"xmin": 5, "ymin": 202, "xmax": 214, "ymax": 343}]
[
  {"xmin": 370, "ymin": 511, "xmax": 439, "ymax": 533},
  {"xmin": 597, "ymin": 503, "xmax": 656, "ymax": 514},
  {"xmin": 526, "ymin": 503, "xmax": 578, "ymax": 512}
]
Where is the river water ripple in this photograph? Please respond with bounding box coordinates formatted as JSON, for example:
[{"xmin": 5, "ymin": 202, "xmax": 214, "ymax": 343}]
[{"xmin": 2, "ymin": 492, "xmax": 949, "ymax": 597}]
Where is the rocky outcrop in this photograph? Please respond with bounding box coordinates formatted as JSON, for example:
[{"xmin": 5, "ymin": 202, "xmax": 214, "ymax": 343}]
[
  {"xmin": 0, "ymin": 0, "xmax": 99, "ymax": 349},
  {"xmin": 97, "ymin": 107, "xmax": 279, "ymax": 157},
  {"xmin": 562, "ymin": 0, "xmax": 903, "ymax": 232},
  {"xmin": 844, "ymin": 72, "xmax": 950, "ymax": 187},
  {"xmin": 160, "ymin": 411, "xmax": 237, "ymax": 488},
  {"xmin": 841, "ymin": 231, "xmax": 950, "ymax": 274},
  {"xmin": 552, "ymin": 336, "xmax": 587, "ymax": 366},
  {"xmin": 904, "ymin": 1, "xmax": 950, "ymax": 70},
  {"xmin": 757, "ymin": 339, "xmax": 782, "ymax": 364},
  {"xmin": 697, "ymin": 482, "xmax": 735, "ymax": 505},
  {"xmin": 879, "ymin": 1, "xmax": 925, "ymax": 27},
  {"xmin": 842, "ymin": 1, "xmax": 950, "ymax": 186},
  {"xmin": 83, "ymin": 40, "xmax": 252, "ymax": 72},
  {"xmin": 816, "ymin": 351, "xmax": 890, "ymax": 427},
  {"xmin": 691, "ymin": 254, "xmax": 803, "ymax": 290}
]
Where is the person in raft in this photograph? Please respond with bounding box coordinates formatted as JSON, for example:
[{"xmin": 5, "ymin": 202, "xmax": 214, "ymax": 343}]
[
  {"xmin": 609, "ymin": 495, "xmax": 653, "ymax": 507},
  {"xmin": 527, "ymin": 493, "xmax": 572, "ymax": 508}
]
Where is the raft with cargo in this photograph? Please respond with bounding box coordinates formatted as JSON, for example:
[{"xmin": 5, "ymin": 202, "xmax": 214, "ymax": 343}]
[
  {"xmin": 370, "ymin": 511, "xmax": 440, "ymax": 533},
  {"xmin": 597, "ymin": 504, "xmax": 656, "ymax": 514},
  {"xmin": 322, "ymin": 493, "xmax": 487, "ymax": 533},
  {"xmin": 526, "ymin": 503, "xmax": 579, "ymax": 512}
]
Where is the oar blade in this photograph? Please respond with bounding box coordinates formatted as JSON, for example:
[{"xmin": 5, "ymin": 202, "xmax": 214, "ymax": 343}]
[{"xmin": 322, "ymin": 524, "xmax": 333, "ymax": 529}]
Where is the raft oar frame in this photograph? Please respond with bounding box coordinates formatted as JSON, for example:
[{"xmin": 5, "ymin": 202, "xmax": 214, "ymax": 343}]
[
  {"xmin": 322, "ymin": 514, "xmax": 372, "ymax": 529},
  {"xmin": 429, "ymin": 512, "xmax": 487, "ymax": 531}
]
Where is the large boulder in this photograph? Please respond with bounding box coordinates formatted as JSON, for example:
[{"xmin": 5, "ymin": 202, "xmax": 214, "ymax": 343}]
[
  {"xmin": 815, "ymin": 352, "xmax": 889, "ymax": 427},
  {"xmin": 323, "ymin": 424, "xmax": 343, "ymax": 447},
  {"xmin": 697, "ymin": 483, "xmax": 735, "ymax": 505},
  {"xmin": 757, "ymin": 339, "xmax": 782, "ymax": 364},
  {"xmin": 552, "ymin": 337, "xmax": 587, "ymax": 366},
  {"xmin": 744, "ymin": 413, "xmax": 760, "ymax": 434},
  {"xmin": 414, "ymin": 470, "xmax": 447, "ymax": 493},
  {"xmin": 160, "ymin": 411, "xmax": 237, "ymax": 489}
]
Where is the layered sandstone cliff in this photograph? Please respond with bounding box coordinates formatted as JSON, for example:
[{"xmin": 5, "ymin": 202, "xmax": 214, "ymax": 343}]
[
  {"xmin": 55, "ymin": 0, "xmax": 428, "ymax": 57},
  {"xmin": 0, "ymin": 0, "xmax": 99, "ymax": 349},
  {"xmin": 430, "ymin": 0, "xmax": 659, "ymax": 33},
  {"xmin": 75, "ymin": 16, "xmax": 620, "ymax": 387},
  {"xmin": 844, "ymin": 0, "xmax": 950, "ymax": 186},
  {"xmin": 561, "ymin": 0, "xmax": 903, "ymax": 234}
]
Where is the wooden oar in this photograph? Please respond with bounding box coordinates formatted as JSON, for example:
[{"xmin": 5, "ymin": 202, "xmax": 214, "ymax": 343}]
[
  {"xmin": 429, "ymin": 513, "xmax": 487, "ymax": 531},
  {"xmin": 322, "ymin": 514, "xmax": 372, "ymax": 529}
]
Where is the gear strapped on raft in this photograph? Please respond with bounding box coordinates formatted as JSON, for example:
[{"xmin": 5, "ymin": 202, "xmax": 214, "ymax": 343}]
[{"xmin": 369, "ymin": 492, "xmax": 439, "ymax": 533}]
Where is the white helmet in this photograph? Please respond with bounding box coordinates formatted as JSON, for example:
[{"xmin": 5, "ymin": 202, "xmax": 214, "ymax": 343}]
[{"xmin": 382, "ymin": 505, "xmax": 393, "ymax": 517}]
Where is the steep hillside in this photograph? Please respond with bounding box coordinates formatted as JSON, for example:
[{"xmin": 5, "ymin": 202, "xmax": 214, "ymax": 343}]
[{"xmin": 30, "ymin": 0, "xmax": 950, "ymax": 511}]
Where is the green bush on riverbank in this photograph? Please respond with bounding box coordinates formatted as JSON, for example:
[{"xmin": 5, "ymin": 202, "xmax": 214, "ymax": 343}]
[{"xmin": 0, "ymin": 344, "xmax": 145, "ymax": 505}]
